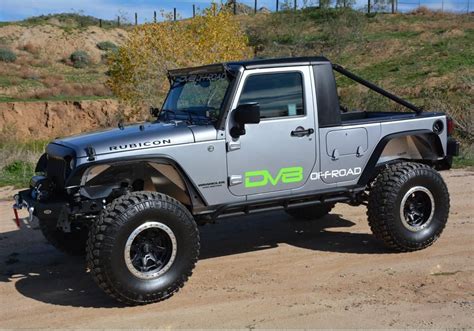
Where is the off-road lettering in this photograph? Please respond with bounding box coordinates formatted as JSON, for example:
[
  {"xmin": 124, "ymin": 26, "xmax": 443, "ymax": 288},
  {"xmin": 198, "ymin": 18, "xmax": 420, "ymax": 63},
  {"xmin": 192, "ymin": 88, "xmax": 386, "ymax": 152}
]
[{"xmin": 310, "ymin": 167, "xmax": 362, "ymax": 180}]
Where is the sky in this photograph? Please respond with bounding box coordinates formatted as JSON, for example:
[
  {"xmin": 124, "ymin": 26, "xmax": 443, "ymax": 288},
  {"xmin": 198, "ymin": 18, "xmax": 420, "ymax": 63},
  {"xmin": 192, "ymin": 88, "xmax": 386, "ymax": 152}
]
[{"xmin": 0, "ymin": 0, "xmax": 470, "ymax": 22}]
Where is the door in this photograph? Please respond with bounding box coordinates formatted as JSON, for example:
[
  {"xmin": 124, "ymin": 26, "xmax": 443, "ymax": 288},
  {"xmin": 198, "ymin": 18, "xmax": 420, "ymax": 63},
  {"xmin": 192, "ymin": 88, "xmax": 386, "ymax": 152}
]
[{"xmin": 226, "ymin": 67, "xmax": 317, "ymax": 197}]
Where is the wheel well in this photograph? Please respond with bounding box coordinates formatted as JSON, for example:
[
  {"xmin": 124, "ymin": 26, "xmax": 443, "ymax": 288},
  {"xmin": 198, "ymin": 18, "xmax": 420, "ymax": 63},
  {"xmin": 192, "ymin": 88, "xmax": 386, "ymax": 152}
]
[
  {"xmin": 358, "ymin": 130, "xmax": 444, "ymax": 186},
  {"xmin": 79, "ymin": 160, "xmax": 205, "ymax": 210},
  {"xmin": 378, "ymin": 133, "xmax": 444, "ymax": 164}
]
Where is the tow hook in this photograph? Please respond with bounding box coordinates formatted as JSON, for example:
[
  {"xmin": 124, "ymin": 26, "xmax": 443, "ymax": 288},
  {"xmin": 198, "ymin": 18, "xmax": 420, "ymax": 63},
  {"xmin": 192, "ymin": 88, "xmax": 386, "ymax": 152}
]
[{"xmin": 12, "ymin": 194, "xmax": 34, "ymax": 228}]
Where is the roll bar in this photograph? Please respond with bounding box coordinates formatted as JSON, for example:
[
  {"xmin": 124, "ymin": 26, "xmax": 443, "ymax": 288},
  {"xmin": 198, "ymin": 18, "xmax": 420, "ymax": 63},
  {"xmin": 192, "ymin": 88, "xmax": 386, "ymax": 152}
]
[{"xmin": 332, "ymin": 63, "xmax": 423, "ymax": 115}]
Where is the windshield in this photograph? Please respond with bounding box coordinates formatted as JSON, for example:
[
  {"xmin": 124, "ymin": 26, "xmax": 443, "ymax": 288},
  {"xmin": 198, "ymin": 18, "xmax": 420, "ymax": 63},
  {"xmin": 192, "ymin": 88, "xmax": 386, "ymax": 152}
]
[{"xmin": 160, "ymin": 73, "xmax": 230, "ymax": 124}]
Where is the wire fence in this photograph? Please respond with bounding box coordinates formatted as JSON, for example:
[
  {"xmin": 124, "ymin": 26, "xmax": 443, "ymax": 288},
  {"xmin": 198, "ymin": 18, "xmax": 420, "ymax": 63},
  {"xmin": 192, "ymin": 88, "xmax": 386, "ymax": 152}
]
[{"xmin": 95, "ymin": 0, "xmax": 472, "ymax": 26}]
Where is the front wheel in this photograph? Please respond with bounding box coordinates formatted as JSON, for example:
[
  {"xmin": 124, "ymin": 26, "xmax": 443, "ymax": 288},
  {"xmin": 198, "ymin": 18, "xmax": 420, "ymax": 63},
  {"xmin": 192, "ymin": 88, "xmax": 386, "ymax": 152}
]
[
  {"xmin": 367, "ymin": 162, "xmax": 450, "ymax": 252},
  {"xmin": 87, "ymin": 191, "xmax": 200, "ymax": 305}
]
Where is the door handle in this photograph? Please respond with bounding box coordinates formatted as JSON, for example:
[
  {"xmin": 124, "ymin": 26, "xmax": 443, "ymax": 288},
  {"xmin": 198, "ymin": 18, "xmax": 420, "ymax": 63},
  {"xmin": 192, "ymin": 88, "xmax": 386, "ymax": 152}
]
[{"xmin": 291, "ymin": 127, "xmax": 314, "ymax": 137}]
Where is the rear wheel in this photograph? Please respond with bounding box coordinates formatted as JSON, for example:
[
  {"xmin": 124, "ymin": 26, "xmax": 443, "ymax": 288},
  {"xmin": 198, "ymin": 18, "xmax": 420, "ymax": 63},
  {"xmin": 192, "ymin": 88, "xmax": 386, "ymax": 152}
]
[
  {"xmin": 87, "ymin": 191, "xmax": 199, "ymax": 305},
  {"xmin": 367, "ymin": 162, "xmax": 449, "ymax": 252},
  {"xmin": 39, "ymin": 217, "xmax": 88, "ymax": 256},
  {"xmin": 286, "ymin": 203, "xmax": 335, "ymax": 220}
]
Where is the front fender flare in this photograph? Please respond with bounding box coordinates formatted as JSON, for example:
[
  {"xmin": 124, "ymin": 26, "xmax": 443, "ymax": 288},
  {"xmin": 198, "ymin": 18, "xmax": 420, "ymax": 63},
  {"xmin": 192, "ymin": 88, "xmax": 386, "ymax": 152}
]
[{"xmin": 66, "ymin": 156, "xmax": 207, "ymax": 209}]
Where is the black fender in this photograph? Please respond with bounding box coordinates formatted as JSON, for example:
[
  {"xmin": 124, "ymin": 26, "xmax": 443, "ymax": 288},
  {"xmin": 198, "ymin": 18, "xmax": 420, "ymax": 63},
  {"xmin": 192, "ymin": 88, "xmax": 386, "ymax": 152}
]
[
  {"xmin": 357, "ymin": 130, "xmax": 444, "ymax": 186},
  {"xmin": 66, "ymin": 156, "xmax": 207, "ymax": 210}
]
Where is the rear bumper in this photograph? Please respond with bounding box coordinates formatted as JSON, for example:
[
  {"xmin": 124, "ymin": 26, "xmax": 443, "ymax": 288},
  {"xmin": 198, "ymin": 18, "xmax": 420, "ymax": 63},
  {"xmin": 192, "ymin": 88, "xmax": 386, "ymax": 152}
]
[
  {"xmin": 447, "ymin": 137, "xmax": 460, "ymax": 157},
  {"xmin": 436, "ymin": 137, "xmax": 460, "ymax": 170}
]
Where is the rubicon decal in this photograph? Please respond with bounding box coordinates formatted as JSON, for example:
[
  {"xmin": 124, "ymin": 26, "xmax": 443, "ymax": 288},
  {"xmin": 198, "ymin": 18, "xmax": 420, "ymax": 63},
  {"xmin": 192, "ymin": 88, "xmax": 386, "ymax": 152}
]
[
  {"xmin": 109, "ymin": 139, "xmax": 171, "ymax": 151},
  {"xmin": 245, "ymin": 167, "xmax": 304, "ymax": 188}
]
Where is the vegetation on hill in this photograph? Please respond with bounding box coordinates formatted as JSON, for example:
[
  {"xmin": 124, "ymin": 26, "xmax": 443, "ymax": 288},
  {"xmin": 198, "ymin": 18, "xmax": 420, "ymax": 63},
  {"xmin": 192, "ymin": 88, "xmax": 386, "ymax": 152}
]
[
  {"xmin": 0, "ymin": 48, "xmax": 16, "ymax": 62},
  {"xmin": 108, "ymin": 5, "xmax": 250, "ymax": 110},
  {"xmin": 10, "ymin": 13, "xmax": 123, "ymax": 28},
  {"xmin": 0, "ymin": 9, "xmax": 472, "ymax": 187},
  {"xmin": 242, "ymin": 8, "xmax": 473, "ymax": 154}
]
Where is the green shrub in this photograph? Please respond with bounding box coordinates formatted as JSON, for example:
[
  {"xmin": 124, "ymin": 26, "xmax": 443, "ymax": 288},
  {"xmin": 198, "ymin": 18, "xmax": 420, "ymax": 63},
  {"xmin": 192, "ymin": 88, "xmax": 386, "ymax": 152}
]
[
  {"xmin": 96, "ymin": 41, "xmax": 118, "ymax": 51},
  {"xmin": 0, "ymin": 160, "xmax": 35, "ymax": 187},
  {"xmin": 70, "ymin": 50, "xmax": 90, "ymax": 68},
  {"xmin": 22, "ymin": 13, "xmax": 122, "ymax": 28},
  {"xmin": 0, "ymin": 48, "xmax": 17, "ymax": 62}
]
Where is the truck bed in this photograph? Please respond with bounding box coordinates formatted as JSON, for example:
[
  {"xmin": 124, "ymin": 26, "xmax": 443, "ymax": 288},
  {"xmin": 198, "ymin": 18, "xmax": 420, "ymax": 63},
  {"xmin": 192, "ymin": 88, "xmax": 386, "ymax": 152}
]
[{"xmin": 340, "ymin": 111, "xmax": 445, "ymax": 125}]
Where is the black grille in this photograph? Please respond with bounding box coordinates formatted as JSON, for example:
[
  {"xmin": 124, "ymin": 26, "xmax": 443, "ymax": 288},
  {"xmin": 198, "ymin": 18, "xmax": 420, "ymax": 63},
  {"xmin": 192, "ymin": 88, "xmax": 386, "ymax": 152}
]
[
  {"xmin": 45, "ymin": 143, "xmax": 76, "ymax": 190},
  {"xmin": 46, "ymin": 156, "xmax": 67, "ymax": 189}
]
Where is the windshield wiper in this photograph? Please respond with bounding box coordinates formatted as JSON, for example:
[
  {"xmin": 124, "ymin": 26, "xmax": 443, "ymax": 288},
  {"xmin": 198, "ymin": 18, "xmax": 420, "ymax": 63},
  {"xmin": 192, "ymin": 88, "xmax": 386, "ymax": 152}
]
[
  {"xmin": 159, "ymin": 109, "xmax": 176, "ymax": 121},
  {"xmin": 186, "ymin": 110, "xmax": 199, "ymax": 124},
  {"xmin": 180, "ymin": 108, "xmax": 213, "ymax": 125}
]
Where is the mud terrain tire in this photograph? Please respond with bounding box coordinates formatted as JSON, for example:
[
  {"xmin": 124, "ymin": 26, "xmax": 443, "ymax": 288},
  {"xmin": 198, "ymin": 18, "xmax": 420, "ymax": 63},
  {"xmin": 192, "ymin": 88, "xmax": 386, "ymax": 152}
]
[
  {"xmin": 87, "ymin": 191, "xmax": 199, "ymax": 305},
  {"xmin": 39, "ymin": 218, "xmax": 88, "ymax": 256},
  {"xmin": 367, "ymin": 162, "xmax": 449, "ymax": 252},
  {"xmin": 286, "ymin": 203, "xmax": 335, "ymax": 220}
]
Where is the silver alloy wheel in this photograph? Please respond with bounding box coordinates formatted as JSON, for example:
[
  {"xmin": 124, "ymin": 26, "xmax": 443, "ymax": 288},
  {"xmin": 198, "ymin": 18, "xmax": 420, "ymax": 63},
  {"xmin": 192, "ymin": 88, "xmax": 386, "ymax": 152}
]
[
  {"xmin": 124, "ymin": 221, "xmax": 177, "ymax": 279},
  {"xmin": 399, "ymin": 186, "xmax": 435, "ymax": 232}
]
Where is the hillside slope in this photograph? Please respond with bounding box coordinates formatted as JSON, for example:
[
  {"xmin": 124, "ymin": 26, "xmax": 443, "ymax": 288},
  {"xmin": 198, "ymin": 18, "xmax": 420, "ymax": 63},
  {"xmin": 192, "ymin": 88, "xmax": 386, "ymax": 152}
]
[
  {"xmin": 0, "ymin": 22, "xmax": 128, "ymax": 101},
  {"xmin": 244, "ymin": 10, "xmax": 472, "ymax": 122},
  {"xmin": 0, "ymin": 10, "xmax": 472, "ymax": 186}
]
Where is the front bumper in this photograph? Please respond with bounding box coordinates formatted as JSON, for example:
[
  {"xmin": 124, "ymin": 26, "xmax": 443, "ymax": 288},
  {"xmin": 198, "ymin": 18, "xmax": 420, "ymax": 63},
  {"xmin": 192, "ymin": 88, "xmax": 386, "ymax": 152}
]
[
  {"xmin": 13, "ymin": 189, "xmax": 66, "ymax": 227},
  {"xmin": 12, "ymin": 192, "xmax": 35, "ymax": 227}
]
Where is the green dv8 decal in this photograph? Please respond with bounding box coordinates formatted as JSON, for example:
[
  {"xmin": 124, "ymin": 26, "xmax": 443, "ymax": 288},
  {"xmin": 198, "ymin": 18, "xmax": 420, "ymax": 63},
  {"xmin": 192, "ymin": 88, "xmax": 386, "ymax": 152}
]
[{"xmin": 245, "ymin": 167, "xmax": 304, "ymax": 188}]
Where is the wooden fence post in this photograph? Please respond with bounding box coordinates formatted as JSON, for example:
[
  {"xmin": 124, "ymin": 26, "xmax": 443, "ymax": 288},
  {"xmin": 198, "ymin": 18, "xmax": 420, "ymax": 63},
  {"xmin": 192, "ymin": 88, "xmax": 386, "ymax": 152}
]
[
  {"xmin": 233, "ymin": 0, "xmax": 237, "ymax": 14},
  {"xmin": 173, "ymin": 8, "xmax": 177, "ymax": 21},
  {"xmin": 193, "ymin": 4, "xmax": 196, "ymax": 17},
  {"xmin": 294, "ymin": 0, "xmax": 297, "ymax": 10},
  {"xmin": 391, "ymin": 0, "xmax": 395, "ymax": 12},
  {"xmin": 276, "ymin": 0, "xmax": 279, "ymax": 11},
  {"xmin": 254, "ymin": 0, "xmax": 257, "ymax": 13},
  {"xmin": 117, "ymin": 16, "xmax": 120, "ymax": 26},
  {"xmin": 135, "ymin": 12, "xmax": 137, "ymax": 25},
  {"xmin": 154, "ymin": 11, "xmax": 157, "ymax": 22},
  {"xmin": 368, "ymin": 0, "xmax": 371, "ymax": 13},
  {"xmin": 99, "ymin": 19, "xmax": 102, "ymax": 27}
]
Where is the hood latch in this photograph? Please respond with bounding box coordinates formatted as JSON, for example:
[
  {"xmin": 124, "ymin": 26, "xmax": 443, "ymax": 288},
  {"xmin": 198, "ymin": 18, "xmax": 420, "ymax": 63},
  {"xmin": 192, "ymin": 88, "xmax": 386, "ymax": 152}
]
[{"xmin": 85, "ymin": 145, "xmax": 96, "ymax": 161}]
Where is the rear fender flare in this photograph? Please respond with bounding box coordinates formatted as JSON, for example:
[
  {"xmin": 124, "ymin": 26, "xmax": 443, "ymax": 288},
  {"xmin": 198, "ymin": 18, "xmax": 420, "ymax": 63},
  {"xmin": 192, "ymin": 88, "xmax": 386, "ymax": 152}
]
[{"xmin": 357, "ymin": 130, "xmax": 444, "ymax": 186}]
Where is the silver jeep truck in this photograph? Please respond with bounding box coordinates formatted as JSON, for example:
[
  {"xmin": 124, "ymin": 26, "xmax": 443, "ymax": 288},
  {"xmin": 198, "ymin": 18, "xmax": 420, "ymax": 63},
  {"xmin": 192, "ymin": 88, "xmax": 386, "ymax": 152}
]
[{"xmin": 13, "ymin": 56, "xmax": 459, "ymax": 305}]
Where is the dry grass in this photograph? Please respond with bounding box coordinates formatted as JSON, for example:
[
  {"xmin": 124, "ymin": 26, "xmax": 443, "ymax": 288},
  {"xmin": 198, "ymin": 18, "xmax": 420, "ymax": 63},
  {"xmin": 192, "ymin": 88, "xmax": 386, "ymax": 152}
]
[
  {"xmin": 41, "ymin": 74, "xmax": 63, "ymax": 87},
  {"xmin": 0, "ymin": 144, "xmax": 42, "ymax": 170},
  {"xmin": 27, "ymin": 83, "xmax": 112, "ymax": 99},
  {"xmin": 19, "ymin": 42, "xmax": 41, "ymax": 55},
  {"xmin": 18, "ymin": 67, "xmax": 41, "ymax": 80},
  {"xmin": 409, "ymin": 6, "xmax": 456, "ymax": 17}
]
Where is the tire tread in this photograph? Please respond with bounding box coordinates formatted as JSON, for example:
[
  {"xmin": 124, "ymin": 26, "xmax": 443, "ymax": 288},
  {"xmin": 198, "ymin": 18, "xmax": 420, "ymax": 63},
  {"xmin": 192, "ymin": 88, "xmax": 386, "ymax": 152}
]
[
  {"xmin": 367, "ymin": 161, "xmax": 449, "ymax": 252},
  {"xmin": 86, "ymin": 191, "xmax": 199, "ymax": 305}
]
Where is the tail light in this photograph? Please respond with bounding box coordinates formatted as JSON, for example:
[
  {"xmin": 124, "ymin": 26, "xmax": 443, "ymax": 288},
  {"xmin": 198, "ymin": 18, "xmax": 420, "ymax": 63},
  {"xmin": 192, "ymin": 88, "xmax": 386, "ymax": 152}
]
[{"xmin": 447, "ymin": 117, "xmax": 455, "ymax": 136}]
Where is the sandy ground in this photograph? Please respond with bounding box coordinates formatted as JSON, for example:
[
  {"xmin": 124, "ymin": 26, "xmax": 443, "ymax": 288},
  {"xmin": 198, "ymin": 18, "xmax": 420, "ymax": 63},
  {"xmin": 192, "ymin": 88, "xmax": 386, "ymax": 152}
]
[{"xmin": 0, "ymin": 169, "xmax": 472, "ymax": 329}]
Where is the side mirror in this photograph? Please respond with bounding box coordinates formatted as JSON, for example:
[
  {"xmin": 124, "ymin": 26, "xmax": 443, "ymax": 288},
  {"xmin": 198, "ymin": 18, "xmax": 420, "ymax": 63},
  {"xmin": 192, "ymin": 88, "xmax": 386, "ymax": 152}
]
[
  {"xmin": 234, "ymin": 103, "xmax": 260, "ymax": 125},
  {"xmin": 230, "ymin": 103, "xmax": 260, "ymax": 138},
  {"xmin": 150, "ymin": 106, "xmax": 159, "ymax": 117}
]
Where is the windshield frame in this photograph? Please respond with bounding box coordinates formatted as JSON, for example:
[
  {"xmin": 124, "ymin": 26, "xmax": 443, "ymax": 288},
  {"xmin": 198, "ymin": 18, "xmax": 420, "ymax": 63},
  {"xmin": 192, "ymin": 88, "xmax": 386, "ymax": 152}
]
[{"xmin": 160, "ymin": 68, "xmax": 237, "ymax": 128}]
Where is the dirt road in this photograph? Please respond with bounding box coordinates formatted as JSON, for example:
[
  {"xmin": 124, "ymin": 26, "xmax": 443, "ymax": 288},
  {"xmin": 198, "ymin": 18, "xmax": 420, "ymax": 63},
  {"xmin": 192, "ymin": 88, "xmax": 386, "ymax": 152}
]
[{"xmin": 0, "ymin": 169, "xmax": 473, "ymax": 328}]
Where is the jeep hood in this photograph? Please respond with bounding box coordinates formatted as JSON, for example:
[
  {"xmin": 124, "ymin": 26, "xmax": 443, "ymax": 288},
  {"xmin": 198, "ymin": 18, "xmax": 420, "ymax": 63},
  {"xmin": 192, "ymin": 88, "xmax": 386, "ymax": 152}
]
[{"xmin": 53, "ymin": 122, "xmax": 216, "ymax": 158}]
